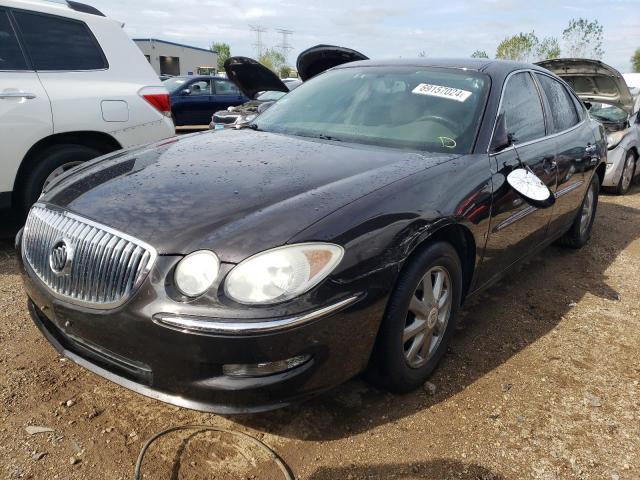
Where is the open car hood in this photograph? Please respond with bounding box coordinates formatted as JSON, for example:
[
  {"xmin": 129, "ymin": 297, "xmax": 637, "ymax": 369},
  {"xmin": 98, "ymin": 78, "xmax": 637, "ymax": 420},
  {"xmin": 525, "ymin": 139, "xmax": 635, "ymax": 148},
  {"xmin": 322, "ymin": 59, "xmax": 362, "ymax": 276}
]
[
  {"xmin": 296, "ymin": 44, "xmax": 368, "ymax": 81},
  {"xmin": 224, "ymin": 56, "xmax": 288, "ymax": 99},
  {"xmin": 536, "ymin": 58, "xmax": 633, "ymax": 114}
]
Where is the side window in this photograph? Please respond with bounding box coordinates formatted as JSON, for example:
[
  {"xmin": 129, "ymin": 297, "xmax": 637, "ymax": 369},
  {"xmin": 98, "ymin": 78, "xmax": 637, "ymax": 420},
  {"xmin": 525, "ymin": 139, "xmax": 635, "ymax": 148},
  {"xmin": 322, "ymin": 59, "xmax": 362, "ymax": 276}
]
[
  {"xmin": 499, "ymin": 72, "xmax": 546, "ymax": 143},
  {"xmin": 0, "ymin": 11, "xmax": 27, "ymax": 70},
  {"xmin": 188, "ymin": 80, "xmax": 211, "ymax": 95},
  {"xmin": 214, "ymin": 80, "xmax": 240, "ymax": 95},
  {"xmin": 12, "ymin": 11, "xmax": 107, "ymax": 71},
  {"xmin": 535, "ymin": 74, "xmax": 580, "ymax": 132}
]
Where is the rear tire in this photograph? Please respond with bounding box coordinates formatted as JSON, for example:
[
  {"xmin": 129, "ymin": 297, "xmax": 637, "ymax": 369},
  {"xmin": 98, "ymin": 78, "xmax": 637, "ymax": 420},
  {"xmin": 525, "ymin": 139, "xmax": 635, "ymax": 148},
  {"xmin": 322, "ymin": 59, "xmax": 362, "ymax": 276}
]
[
  {"xmin": 368, "ymin": 242, "xmax": 462, "ymax": 393},
  {"xmin": 557, "ymin": 173, "xmax": 600, "ymax": 249},
  {"xmin": 616, "ymin": 151, "xmax": 636, "ymax": 195},
  {"xmin": 19, "ymin": 144, "xmax": 104, "ymax": 213}
]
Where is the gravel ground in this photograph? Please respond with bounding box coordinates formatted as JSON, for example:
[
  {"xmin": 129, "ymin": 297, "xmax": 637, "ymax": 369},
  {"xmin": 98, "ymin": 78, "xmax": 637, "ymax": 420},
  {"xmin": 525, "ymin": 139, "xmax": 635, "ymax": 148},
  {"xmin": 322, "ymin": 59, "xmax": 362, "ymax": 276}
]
[{"xmin": 1, "ymin": 186, "xmax": 639, "ymax": 480}]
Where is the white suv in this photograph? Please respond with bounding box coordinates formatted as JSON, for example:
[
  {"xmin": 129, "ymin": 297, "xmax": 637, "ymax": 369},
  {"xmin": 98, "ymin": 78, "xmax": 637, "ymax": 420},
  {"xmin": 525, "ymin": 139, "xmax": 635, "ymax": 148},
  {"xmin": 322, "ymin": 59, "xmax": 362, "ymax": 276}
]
[{"xmin": 0, "ymin": 0, "xmax": 175, "ymax": 213}]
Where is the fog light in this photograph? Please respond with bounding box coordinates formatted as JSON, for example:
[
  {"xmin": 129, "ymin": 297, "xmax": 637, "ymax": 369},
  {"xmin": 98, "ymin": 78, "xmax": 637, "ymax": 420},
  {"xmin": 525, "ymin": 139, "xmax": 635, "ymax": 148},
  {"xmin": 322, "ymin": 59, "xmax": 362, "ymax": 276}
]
[{"xmin": 222, "ymin": 354, "xmax": 311, "ymax": 378}]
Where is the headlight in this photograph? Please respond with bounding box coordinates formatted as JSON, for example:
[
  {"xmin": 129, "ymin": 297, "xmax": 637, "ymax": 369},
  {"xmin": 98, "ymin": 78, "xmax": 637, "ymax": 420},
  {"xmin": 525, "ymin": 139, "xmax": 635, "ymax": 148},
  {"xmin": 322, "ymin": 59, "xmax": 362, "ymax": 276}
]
[
  {"xmin": 225, "ymin": 243, "xmax": 344, "ymax": 304},
  {"xmin": 174, "ymin": 250, "xmax": 220, "ymax": 297},
  {"xmin": 607, "ymin": 131, "xmax": 625, "ymax": 150}
]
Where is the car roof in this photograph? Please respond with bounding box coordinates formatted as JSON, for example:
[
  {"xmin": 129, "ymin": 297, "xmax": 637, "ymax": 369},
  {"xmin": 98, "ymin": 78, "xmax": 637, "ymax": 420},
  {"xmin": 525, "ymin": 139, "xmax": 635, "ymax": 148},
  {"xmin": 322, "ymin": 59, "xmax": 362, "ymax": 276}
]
[{"xmin": 334, "ymin": 58, "xmax": 551, "ymax": 81}]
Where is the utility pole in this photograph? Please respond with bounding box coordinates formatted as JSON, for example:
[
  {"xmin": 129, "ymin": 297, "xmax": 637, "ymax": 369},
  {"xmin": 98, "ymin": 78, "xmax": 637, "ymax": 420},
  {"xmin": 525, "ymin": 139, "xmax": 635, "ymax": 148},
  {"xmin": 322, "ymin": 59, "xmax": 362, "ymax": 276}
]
[
  {"xmin": 249, "ymin": 25, "xmax": 267, "ymax": 58},
  {"xmin": 275, "ymin": 28, "xmax": 294, "ymax": 64}
]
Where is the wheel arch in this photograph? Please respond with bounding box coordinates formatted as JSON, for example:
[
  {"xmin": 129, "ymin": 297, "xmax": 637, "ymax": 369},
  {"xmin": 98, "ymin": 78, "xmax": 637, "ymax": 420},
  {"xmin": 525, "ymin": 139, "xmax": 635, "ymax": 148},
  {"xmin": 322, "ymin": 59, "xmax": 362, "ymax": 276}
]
[
  {"xmin": 12, "ymin": 131, "xmax": 122, "ymax": 197},
  {"xmin": 402, "ymin": 221, "xmax": 477, "ymax": 302}
]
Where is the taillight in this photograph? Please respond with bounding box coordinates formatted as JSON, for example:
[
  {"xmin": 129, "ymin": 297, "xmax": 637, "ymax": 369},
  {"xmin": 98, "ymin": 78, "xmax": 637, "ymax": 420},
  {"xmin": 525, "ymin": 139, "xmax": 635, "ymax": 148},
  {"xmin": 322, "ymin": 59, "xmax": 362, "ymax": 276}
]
[{"xmin": 139, "ymin": 87, "xmax": 171, "ymax": 118}]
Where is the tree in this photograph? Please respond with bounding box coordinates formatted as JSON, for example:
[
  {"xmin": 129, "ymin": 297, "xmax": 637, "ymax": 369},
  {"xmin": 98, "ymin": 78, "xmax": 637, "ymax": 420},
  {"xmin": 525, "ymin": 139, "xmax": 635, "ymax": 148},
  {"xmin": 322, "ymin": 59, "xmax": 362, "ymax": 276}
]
[
  {"xmin": 562, "ymin": 18, "xmax": 604, "ymax": 59},
  {"xmin": 258, "ymin": 48, "xmax": 286, "ymax": 73},
  {"xmin": 210, "ymin": 42, "xmax": 230, "ymax": 72},
  {"xmin": 495, "ymin": 32, "xmax": 539, "ymax": 62},
  {"xmin": 471, "ymin": 50, "xmax": 489, "ymax": 59},
  {"xmin": 632, "ymin": 49, "xmax": 640, "ymax": 73},
  {"xmin": 279, "ymin": 65, "xmax": 292, "ymax": 78},
  {"xmin": 537, "ymin": 37, "xmax": 561, "ymax": 60}
]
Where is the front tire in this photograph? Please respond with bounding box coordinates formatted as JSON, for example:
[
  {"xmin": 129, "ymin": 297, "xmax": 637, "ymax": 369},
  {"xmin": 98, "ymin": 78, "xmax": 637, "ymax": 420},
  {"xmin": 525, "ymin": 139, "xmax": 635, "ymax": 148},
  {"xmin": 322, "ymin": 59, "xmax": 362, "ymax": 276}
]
[
  {"xmin": 557, "ymin": 173, "xmax": 600, "ymax": 249},
  {"xmin": 616, "ymin": 151, "xmax": 636, "ymax": 195},
  {"xmin": 369, "ymin": 242, "xmax": 462, "ymax": 393}
]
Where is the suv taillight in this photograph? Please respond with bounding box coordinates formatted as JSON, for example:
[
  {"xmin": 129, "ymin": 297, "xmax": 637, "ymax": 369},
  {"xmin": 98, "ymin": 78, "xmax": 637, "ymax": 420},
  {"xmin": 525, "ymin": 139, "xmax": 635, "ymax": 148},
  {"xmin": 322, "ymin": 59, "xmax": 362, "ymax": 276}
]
[{"xmin": 139, "ymin": 87, "xmax": 171, "ymax": 118}]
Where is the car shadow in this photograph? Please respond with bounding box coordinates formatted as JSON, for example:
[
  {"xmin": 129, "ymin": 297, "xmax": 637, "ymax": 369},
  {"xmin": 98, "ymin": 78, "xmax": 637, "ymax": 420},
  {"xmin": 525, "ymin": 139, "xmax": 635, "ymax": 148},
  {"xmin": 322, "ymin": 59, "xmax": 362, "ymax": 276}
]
[
  {"xmin": 307, "ymin": 459, "xmax": 504, "ymax": 479},
  {"xmin": 232, "ymin": 194, "xmax": 640, "ymax": 441}
]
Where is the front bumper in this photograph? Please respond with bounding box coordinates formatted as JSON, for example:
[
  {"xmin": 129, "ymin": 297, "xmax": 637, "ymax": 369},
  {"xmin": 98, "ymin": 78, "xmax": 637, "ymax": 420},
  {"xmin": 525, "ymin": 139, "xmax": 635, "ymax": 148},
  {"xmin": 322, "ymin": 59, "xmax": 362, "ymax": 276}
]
[{"xmin": 18, "ymin": 236, "xmax": 384, "ymax": 413}]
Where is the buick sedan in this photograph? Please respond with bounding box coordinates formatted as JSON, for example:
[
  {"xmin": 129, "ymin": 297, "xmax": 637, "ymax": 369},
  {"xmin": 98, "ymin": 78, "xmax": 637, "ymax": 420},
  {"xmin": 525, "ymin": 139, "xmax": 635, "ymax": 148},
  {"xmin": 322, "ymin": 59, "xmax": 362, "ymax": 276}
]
[{"xmin": 18, "ymin": 56, "xmax": 606, "ymax": 413}]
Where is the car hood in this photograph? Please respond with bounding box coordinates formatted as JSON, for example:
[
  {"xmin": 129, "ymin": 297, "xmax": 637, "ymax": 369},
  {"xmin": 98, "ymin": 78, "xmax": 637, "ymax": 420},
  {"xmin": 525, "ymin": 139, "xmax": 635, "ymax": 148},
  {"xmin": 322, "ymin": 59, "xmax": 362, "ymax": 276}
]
[
  {"xmin": 296, "ymin": 45, "xmax": 368, "ymax": 81},
  {"xmin": 224, "ymin": 56, "xmax": 288, "ymax": 99},
  {"xmin": 536, "ymin": 58, "xmax": 634, "ymax": 113},
  {"xmin": 42, "ymin": 130, "xmax": 458, "ymax": 261}
]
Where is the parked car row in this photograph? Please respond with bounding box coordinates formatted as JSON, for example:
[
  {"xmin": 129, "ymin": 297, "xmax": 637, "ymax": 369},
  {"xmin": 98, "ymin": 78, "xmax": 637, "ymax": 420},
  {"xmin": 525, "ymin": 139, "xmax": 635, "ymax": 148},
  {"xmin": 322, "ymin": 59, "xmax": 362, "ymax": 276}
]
[{"xmin": 17, "ymin": 45, "xmax": 608, "ymax": 412}]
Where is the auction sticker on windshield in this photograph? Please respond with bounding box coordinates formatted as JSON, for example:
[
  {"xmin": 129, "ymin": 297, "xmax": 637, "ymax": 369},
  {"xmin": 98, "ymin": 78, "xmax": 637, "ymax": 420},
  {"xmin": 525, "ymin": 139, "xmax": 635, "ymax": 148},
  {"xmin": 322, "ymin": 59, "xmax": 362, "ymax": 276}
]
[{"xmin": 412, "ymin": 83, "xmax": 472, "ymax": 102}]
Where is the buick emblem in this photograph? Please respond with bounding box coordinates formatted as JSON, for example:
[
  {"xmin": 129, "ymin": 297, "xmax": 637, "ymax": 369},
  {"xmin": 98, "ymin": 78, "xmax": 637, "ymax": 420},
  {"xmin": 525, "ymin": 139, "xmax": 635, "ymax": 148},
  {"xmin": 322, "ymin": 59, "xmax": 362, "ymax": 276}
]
[{"xmin": 49, "ymin": 239, "xmax": 73, "ymax": 276}]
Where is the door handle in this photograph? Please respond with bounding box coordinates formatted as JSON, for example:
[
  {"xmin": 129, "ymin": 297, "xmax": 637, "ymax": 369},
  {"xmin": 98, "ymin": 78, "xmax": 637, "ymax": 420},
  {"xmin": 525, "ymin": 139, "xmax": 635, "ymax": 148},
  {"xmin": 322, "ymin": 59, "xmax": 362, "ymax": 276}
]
[
  {"xmin": 585, "ymin": 144, "xmax": 598, "ymax": 154},
  {"xmin": 0, "ymin": 91, "xmax": 36, "ymax": 100}
]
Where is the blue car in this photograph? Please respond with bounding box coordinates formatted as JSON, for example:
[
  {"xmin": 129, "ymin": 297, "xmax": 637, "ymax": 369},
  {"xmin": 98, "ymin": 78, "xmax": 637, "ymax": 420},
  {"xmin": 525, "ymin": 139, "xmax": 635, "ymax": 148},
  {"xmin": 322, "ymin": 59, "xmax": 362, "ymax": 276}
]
[{"xmin": 164, "ymin": 76, "xmax": 248, "ymax": 126}]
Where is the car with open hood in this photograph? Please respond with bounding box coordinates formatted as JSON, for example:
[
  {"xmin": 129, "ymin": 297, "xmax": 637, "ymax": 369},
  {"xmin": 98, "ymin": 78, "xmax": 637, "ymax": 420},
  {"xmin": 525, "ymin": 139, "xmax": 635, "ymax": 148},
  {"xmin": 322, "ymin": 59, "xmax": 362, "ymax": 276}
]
[
  {"xmin": 209, "ymin": 57, "xmax": 299, "ymax": 129},
  {"xmin": 538, "ymin": 59, "xmax": 640, "ymax": 194},
  {"xmin": 17, "ymin": 56, "xmax": 606, "ymax": 413},
  {"xmin": 211, "ymin": 46, "xmax": 368, "ymax": 130}
]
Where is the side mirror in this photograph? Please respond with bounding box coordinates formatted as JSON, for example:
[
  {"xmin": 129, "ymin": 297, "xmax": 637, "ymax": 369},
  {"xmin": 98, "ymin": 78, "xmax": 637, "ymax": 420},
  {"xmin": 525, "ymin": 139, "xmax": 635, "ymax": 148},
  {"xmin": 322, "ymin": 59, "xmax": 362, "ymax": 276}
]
[
  {"xmin": 584, "ymin": 101, "xmax": 592, "ymax": 110},
  {"xmin": 490, "ymin": 113, "xmax": 513, "ymax": 153},
  {"xmin": 180, "ymin": 88, "xmax": 191, "ymax": 96},
  {"xmin": 506, "ymin": 168, "xmax": 555, "ymax": 209}
]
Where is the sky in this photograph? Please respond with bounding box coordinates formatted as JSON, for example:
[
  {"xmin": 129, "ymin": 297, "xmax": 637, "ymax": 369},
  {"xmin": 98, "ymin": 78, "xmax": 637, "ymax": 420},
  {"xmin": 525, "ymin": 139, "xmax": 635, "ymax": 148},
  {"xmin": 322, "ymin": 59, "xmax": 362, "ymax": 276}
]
[{"xmin": 90, "ymin": 0, "xmax": 640, "ymax": 72}]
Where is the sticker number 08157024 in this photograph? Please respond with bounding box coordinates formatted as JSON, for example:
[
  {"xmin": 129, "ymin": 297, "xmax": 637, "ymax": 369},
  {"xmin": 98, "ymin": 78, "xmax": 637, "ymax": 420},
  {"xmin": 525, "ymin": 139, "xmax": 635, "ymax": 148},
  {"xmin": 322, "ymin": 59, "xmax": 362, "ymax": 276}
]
[{"xmin": 412, "ymin": 83, "xmax": 472, "ymax": 102}]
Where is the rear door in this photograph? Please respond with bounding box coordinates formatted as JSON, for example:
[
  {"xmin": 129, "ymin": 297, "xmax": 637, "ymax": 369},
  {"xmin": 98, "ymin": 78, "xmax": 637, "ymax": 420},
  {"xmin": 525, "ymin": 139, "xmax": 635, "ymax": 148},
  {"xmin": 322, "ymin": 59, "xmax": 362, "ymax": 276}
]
[
  {"xmin": 0, "ymin": 9, "xmax": 52, "ymax": 201},
  {"xmin": 482, "ymin": 71, "xmax": 557, "ymax": 281},
  {"xmin": 534, "ymin": 72, "xmax": 595, "ymax": 234},
  {"xmin": 211, "ymin": 78, "xmax": 245, "ymax": 112}
]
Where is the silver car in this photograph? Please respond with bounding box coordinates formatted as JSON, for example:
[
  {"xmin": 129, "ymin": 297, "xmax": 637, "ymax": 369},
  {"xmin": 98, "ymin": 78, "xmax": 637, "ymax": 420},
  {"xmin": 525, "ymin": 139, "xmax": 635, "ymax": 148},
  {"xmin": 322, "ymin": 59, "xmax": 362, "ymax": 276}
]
[{"xmin": 539, "ymin": 59, "xmax": 639, "ymax": 194}]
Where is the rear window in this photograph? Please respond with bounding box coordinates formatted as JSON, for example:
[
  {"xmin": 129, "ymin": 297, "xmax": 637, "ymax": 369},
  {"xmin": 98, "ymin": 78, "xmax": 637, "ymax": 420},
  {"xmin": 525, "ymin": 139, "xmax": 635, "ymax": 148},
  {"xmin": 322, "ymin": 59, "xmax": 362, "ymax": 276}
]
[
  {"xmin": 0, "ymin": 11, "xmax": 27, "ymax": 70},
  {"xmin": 13, "ymin": 11, "xmax": 107, "ymax": 71},
  {"xmin": 536, "ymin": 74, "xmax": 580, "ymax": 132}
]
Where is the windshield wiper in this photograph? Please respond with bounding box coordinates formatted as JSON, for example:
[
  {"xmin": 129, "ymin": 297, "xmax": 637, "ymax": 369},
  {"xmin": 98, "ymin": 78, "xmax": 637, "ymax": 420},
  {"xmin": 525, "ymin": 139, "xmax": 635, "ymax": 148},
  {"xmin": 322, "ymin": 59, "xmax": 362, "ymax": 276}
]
[{"xmin": 312, "ymin": 133, "xmax": 342, "ymax": 142}]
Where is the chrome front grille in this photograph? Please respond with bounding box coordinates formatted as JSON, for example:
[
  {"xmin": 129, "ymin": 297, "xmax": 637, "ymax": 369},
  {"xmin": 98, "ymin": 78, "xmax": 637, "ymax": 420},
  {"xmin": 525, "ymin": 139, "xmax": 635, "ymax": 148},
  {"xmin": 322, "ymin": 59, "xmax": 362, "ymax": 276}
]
[{"xmin": 22, "ymin": 204, "xmax": 157, "ymax": 309}]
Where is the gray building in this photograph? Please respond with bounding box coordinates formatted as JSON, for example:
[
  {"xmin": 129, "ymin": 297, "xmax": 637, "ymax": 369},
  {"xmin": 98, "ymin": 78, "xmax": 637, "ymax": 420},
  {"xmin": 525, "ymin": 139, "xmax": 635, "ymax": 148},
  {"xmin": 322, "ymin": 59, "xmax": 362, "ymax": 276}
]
[{"xmin": 133, "ymin": 38, "xmax": 219, "ymax": 76}]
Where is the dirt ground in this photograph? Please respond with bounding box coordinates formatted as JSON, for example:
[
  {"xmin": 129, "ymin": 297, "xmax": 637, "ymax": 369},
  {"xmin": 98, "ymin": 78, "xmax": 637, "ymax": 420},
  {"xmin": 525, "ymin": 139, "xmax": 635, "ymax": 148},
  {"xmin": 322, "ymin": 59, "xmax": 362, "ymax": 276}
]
[{"xmin": 1, "ymin": 186, "xmax": 639, "ymax": 480}]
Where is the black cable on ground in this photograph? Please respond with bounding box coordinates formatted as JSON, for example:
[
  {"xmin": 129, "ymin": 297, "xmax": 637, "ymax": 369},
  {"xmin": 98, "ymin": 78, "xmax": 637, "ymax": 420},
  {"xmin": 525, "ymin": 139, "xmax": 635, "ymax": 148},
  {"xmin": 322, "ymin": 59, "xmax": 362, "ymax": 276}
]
[{"xmin": 133, "ymin": 424, "xmax": 294, "ymax": 480}]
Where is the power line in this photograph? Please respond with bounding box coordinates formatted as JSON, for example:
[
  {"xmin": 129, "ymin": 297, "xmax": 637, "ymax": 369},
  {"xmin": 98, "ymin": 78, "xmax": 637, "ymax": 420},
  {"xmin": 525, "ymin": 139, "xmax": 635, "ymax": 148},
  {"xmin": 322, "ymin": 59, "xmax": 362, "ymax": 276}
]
[
  {"xmin": 275, "ymin": 28, "xmax": 294, "ymax": 64},
  {"xmin": 249, "ymin": 24, "xmax": 267, "ymax": 57}
]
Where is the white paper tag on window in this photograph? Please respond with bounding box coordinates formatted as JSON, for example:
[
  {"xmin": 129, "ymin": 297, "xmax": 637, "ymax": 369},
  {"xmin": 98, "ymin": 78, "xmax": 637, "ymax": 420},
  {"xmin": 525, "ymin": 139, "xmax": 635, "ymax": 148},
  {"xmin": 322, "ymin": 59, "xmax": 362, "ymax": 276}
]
[{"xmin": 412, "ymin": 83, "xmax": 472, "ymax": 102}]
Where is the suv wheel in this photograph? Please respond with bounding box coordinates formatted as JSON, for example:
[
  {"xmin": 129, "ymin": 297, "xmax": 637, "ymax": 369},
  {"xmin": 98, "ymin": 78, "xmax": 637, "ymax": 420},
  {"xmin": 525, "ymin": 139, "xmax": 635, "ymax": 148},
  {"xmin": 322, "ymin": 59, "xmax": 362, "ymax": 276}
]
[
  {"xmin": 369, "ymin": 241, "xmax": 462, "ymax": 393},
  {"xmin": 20, "ymin": 144, "xmax": 103, "ymax": 213}
]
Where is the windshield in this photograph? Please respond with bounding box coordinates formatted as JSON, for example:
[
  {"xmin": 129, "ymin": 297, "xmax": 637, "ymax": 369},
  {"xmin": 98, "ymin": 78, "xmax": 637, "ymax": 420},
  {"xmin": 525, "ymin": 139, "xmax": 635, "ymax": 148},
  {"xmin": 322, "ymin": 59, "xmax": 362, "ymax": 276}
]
[
  {"xmin": 163, "ymin": 77, "xmax": 188, "ymax": 94},
  {"xmin": 256, "ymin": 90, "xmax": 287, "ymax": 102},
  {"xmin": 589, "ymin": 102, "xmax": 628, "ymax": 123},
  {"xmin": 254, "ymin": 66, "xmax": 489, "ymax": 153}
]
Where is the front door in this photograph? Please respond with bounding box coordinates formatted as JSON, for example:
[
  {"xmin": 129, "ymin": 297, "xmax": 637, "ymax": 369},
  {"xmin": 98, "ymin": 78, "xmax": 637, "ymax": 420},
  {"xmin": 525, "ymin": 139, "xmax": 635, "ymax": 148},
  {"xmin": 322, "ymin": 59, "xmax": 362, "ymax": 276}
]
[
  {"xmin": 176, "ymin": 79, "xmax": 213, "ymax": 125},
  {"xmin": 0, "ymin": 9, "xmax": 52, "ymax": 200},
  {"xmin": 480, "ymin": 71, "xmax": 557, "ymax": 285},
  {"xmin": 211, "ymin": 79, "xmax": 246, "ymax": 112}
]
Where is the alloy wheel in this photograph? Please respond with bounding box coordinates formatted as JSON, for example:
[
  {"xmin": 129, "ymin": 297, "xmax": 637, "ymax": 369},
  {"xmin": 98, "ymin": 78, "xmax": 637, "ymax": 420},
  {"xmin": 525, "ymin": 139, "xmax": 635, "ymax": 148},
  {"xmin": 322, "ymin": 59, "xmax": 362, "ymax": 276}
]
[
  {"xmin": 579, "ymin": 183, "xmax": 595, "ymax": 237},
  {"xmin": 621, "ymin": 155, "xmax": 635, "ymax": 192},
  {"xmin": 403, "ymin": 266, "xmax": 452, "ymax": 368}
]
